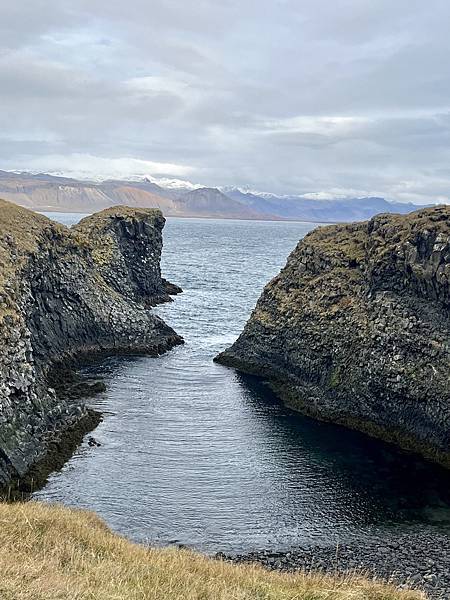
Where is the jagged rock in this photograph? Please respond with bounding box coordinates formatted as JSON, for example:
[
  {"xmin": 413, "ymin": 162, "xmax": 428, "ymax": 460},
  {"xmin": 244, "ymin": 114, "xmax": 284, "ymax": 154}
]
[
  {"xmin": 216, "ymin": 206, "xmax": 450, "ymax": 467},
  {"xmin": 0, "ymin": 200, "xmax": 183, "ymax": 493},
  {"xmin": 162, "ymin": 278, "xmax": 183, "ymax": 296},
  {"xmin": 75, "ymin": 207, "xmax": 178, "ymax": 306}
]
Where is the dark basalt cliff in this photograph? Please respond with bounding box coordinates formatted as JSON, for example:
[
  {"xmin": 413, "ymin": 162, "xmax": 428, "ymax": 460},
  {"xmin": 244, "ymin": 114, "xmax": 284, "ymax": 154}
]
[
  {"xmin": 216, "ymin": 206, "xmax": 450, "ymax": 466},
  {"xmin": 0, "ymin": 200, "xmax": 182, "ymax": 493}
]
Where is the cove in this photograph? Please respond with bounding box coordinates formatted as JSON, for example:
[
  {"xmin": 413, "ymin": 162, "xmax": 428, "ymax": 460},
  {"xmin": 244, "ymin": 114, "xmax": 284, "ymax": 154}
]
[{"xmin": 34, "ymin": 215, "xmax": 450, "ymax": 553}]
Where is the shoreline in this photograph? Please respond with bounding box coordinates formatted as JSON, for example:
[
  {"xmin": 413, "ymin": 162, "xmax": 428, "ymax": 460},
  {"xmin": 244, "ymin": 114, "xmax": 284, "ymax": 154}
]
[
  {"xmin": 0, "ymin": 202, "xmax": 184, "ymax": 495},
  {"xmin": 215, "ymin": 353, "xmax": 450, "ymax": 470},
  {"xmin": 36, "ymin": 209, "xmax": 331, "ymax": 225},
  {"xmin": 1, "ymin": 334, "xmax": 184, "ymax": 500},
  {"xmin": 221, "ymin": 531, "xmax": 450, "ymax": 599},
  {"xmin": 1, "ymin": 408, "xmax": 103, "ymax": 500}
]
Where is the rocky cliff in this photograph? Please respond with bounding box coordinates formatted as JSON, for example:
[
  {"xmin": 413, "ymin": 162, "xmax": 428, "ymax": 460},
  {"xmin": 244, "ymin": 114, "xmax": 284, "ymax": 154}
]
[
  {"xmin": 216, "ymin": 206, "xmax": 450, "ymax": 466},
  {"xmin": 0, "ymin": 200, "xmax": 182, "ymax": 494}
]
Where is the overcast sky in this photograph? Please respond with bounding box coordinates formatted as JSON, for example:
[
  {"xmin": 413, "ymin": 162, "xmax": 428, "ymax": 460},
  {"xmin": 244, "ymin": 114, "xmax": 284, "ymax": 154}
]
[{"xmin": 1, "ymin": 1, "xmax": 450, "ymax": 202}]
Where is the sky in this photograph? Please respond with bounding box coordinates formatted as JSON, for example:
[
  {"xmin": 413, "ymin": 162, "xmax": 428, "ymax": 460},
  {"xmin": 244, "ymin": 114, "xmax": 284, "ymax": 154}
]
[{"xmin": 1, "ymin": 0, "xmax": 450, "ymax": 203}]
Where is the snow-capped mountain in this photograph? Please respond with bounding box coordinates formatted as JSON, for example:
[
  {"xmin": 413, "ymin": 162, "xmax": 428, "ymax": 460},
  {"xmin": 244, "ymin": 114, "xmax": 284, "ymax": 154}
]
[{"xmin": 0, "ymin": 169, "xmax": 432, "ymax": 222}]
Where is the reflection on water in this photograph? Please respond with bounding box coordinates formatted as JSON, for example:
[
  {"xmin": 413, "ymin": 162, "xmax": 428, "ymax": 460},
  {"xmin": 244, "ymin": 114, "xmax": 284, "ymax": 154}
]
[{"xmin": 34, "ymin": 215, "xmax": 450, "ymax": 552}]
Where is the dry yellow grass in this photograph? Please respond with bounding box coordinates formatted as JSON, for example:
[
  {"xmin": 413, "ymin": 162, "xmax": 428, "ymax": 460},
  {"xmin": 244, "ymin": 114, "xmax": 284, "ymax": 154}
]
[{"xmin": 0, "ymin": 502, "xmax": 426, "ymax": 600}]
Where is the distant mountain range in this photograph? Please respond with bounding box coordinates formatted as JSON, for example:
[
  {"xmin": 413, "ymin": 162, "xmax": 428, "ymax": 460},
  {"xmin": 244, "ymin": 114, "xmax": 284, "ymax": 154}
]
[{"xmin": 0, "ymin": 170, "xmax": 432, "ymax": 222}]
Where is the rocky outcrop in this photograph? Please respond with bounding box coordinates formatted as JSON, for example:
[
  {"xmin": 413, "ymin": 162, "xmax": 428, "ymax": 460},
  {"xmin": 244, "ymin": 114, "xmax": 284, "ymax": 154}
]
[
  {"xmin": 0, "ymin": 200, "xmax": 182, "ymax": 493},
  {"xmin": 216, "ymin": 206, "xmax": 450, "ymax": 466},
  {"xmin": 74, "ymin": 208, "xmax": 176, "ymax": 305}
]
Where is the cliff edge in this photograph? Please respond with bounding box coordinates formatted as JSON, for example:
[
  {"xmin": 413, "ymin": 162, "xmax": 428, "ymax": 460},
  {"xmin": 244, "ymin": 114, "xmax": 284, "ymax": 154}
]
[
  {"xmin": 216, "ymin": 206, "xmax": 450, "ymax": 466},
  {"xmin": 0, "ymin": 200, "xmax": 182, "ymax": 493}
]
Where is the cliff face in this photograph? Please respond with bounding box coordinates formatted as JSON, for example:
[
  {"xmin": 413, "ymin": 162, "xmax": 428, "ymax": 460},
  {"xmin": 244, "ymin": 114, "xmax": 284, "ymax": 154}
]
[
  {"xmin": 0, "ymin": 200, "xmax": 182, "ymax": 492},
  {"xmin": 216, "ymin": 207, "xmax": 450, "ymax": 466},
  {"xmin": 74, "ymin": 207, "xmax": 177, "ymax": 305}
]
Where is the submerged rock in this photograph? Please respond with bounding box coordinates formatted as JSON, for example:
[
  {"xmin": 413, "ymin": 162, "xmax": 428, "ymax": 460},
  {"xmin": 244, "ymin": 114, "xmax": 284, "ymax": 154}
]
[
  {"xmin": 216, "ymin": 206, "xmax": 450, "ymax": 467},
  {"xmin": 0, "ymin": 200, "xmax": 183, "ymax": 494}
]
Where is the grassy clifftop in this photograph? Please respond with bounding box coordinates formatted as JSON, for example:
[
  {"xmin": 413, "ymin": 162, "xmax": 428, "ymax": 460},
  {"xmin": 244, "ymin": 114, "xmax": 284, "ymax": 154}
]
[
  {"xmin": 0, "ymin": 199, "xmax": 61, "ymax": 291},
  {"xmin": 0, "ymin": 502, "xmax": 424, "ymax": 600},
  {"xmin": 76, "ymin": 205, "xmax": 164, "ymax": 231}
]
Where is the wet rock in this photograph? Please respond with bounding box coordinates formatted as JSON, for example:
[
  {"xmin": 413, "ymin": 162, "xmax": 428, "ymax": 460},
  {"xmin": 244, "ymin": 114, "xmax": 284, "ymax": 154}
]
[{"xmin": 162, "ymin": 278, "xmax": 183, "ymax": 296}]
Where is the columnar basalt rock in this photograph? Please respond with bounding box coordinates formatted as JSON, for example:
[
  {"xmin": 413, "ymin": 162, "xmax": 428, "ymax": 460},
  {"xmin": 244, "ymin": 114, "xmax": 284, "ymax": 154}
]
[
  {"xmin": 216, "ymin": 206, "xmax": 450, "ymax": 467},
  {"xmin": 74, "ymin": 207, "xmax": 175, "ymax": 305},
  {"xmin": 0, "ymin": 200, "xmax": 182, "ymax": 492}
]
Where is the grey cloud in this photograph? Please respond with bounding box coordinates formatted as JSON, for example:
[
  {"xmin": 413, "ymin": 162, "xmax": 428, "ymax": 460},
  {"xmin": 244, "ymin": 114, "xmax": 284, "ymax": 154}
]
[{"xmin": 1, "ymin": 0, "xmax": 450, "ymax": 202}]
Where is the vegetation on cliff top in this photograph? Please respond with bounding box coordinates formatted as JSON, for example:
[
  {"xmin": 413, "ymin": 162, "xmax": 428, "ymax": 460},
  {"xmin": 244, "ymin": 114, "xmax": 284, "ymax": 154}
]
[
  {"xmin": 75, "ymin": 204, "xmax": 164, "ymax": 230},
  {"xmin": 296, "ymin": 205, "xmax": 450, "ymax": 268},
  {"xmin": 0, "ymin": 199, "xmax": 59, "ymax": 277},
  {"xmin": 0, "ymin": 199, "xmax": 165, "ymax": 274},
  {"xmin": 0, "ymin": 198, "xmax": 165, "ymax": 311},
  {"xmin": 0, "ymin": 502, "xmax": 425, "ymax": 600}
]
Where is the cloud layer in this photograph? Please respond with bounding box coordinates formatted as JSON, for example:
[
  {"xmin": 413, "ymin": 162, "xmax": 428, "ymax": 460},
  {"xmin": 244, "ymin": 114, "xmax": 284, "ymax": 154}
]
[{"xmin": 1, "ymin": 1, "xmax": 450, "ymax": 202}]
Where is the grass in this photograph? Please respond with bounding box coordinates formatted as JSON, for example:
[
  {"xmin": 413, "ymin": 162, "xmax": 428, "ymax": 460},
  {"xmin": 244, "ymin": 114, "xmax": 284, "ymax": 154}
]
[
  {"xmin": 0, "ymin": 200, "xmax": 56, "ymax": 286},
  {"xmin": 305, "ymin": 222, "xmax": 369, "ymax": 265},
  {"xmin": 75, "ymin": 205, "xmax": 164, "ymax": 233},
  {"xmin": 297, "ymin": 205, "xmax": 450, "ymax": 269},
  {"xmin": 0, "ymin": 502, "xmax": 425, "ymax": 600}
]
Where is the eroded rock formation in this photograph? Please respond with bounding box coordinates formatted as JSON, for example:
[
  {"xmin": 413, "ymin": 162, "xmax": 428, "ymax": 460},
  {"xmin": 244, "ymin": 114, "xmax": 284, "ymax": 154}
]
[
  {"xmin": 216, "ymin": 207, "xmax": 450, "ymax": 466},
  {"xmin": 0, "ymin": 201, "xmax": 182, "ymax": 493}
]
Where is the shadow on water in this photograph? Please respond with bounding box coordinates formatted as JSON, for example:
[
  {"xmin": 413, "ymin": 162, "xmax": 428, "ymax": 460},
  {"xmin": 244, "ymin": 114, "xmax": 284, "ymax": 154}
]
[{"xmin": 237, "ymin": 372, "xmax": 450, "ymax": 527}]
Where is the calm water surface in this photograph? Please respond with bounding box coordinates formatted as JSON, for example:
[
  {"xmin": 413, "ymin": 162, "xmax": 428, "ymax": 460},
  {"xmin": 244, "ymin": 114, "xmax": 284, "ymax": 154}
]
[{"xmin": 34, "ymin": 214, "xmax": 450, "ymax": 552}]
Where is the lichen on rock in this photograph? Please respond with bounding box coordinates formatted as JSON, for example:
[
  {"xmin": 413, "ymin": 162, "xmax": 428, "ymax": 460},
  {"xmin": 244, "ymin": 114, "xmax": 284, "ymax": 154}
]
[
  {"xmin": 216, "ymin": 206, "xmax": 450, "ymax": 467},
  {"xmin": 0, "ymin": 200, "xmax": 183, "ymax": 494}
]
